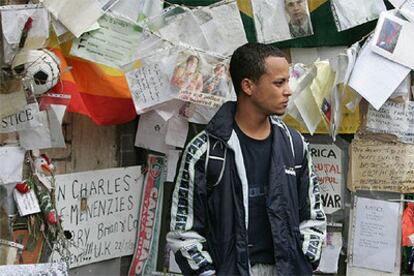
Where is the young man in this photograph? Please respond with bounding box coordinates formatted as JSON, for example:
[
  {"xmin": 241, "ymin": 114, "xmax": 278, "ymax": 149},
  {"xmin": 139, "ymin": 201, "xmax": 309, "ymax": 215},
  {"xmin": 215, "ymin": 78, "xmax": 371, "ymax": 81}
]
[
  {"xmin": 167, "ymin": 43, "xmax": 326, "ymax": 275},
  {"xmin": 285, "ymin": 0, "xmax": 313, "ymax": 38}
]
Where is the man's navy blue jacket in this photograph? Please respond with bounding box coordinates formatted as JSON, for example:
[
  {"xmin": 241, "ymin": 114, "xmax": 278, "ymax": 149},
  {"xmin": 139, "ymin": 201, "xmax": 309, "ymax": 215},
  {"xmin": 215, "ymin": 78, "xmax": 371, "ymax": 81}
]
[{"xmin": 167, "ymin": 102, "xmax": 326, "ymax": 275}]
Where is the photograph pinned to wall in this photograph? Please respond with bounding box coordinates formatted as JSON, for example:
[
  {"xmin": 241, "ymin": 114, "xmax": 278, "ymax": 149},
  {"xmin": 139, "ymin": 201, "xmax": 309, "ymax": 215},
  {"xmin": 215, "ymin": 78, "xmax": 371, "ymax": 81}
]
[
  {"xmin": 252, "ymin": 0, "xmax": 314, "ymax": 43},
  {"xmin": 171, "ymin": 51, "xmax": 231, "ymax": 108},
  {"xmin": 371, "ymin": 11, "xmax": 414, "ymax": 70},
  {"xmin": 330, "ymin": 0, "xmax": 386, "ymax": 32},
  {"xmin": 376, "ymin": 17, "xmax": 402, "ymax": 54}
]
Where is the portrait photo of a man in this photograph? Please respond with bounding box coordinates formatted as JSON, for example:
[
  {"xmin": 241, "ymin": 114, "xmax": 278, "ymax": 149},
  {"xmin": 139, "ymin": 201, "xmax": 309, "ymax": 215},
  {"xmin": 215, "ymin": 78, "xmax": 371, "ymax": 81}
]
[{"xmin": 284, "ymin": 0, "xmax": 313, "ymax": 38}]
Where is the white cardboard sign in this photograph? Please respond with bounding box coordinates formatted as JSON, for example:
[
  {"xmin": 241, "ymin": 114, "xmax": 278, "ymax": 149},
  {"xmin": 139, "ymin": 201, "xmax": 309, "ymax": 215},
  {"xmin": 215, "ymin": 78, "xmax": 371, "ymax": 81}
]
[{"xmin": 50, "ymin": 166, "xmax": 143, "ymax": 268}]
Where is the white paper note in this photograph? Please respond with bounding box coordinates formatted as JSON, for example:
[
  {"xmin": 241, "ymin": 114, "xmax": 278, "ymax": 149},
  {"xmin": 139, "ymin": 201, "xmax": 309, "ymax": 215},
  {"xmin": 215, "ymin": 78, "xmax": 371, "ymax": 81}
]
[
  {"xmin": 188, "ymin": 103, "xmax": 220, "ymax": 124},
  {"xmin": 155, "ymin": 99, "xmax": 183, "ymax": 121},
  {"xmin": 351, "ymin": 197, "xmax": 399, "ymax": 273},
  {"xmin": 366, "ymin": 101, "xmax": 414, "ymax": 144},
  {"xmin": 157, "ymin": 6, "xmax": 210, "ymax": 50},
  {"xmin": 70, "ymin": 14, "xmax": 143, "ymax": 68},
  {"xmin": 126, "ymin": 51, "xmax": 178, "ymax": 114},
  {"xmin": 43, "ymin": 0, "xmax": 103, "ymax": 37},
  {"xmin": 18, "ymin": 104, "xmax": 66, "ymax": 150},
  {"xmin": 294, "ymin": 88, "xmax": 321, "ymax": 134},
  {"xmin": 135, "ymin": 111, "xmax": 173, "ymax": 154},
  {"xmin": 0, "ymin": 4, "xmax": 49, "ymax": 64},
  {"xmin": 390, "ymin": 0, "xmax": 414, "ymax": 12},
  {"xmin": 0, "ymin": 103, "xmax": 41, "ymax": 133},
  {"xmin": 0, "ymin": 86, "xmax": 27, "ymax": 118},
  {"xmin": 331, "ymin": 0, "xmax": 386, "ymax": 31},
  {"xmin": 110, "ymin": 0, "xmax": 162, "ymax": 22},
  {"xmin": 318, "ymin": 232, "xmax": 342, "ymax": 273},
  {"xmin": 290, "ymin": 46, "xmax": 347, "ymax": 69},
  {"xmin": 371, "ymin": 11, "xmax": 414, "ymax": 70},
  {"xmin": 165, "ymin": 115, "xmax": 188, "ymax": 148},
  {"xmin": 348, "ymin": 36, "xmax": 410, "ymax": 110},
  {"xmin": 13, "ymin": 189, "xmax": 41, "ymax": 216},
  {"xmin": 391, "ymin": 75, "xmax": 410, "ymax": 98},
  {"xmin": 0, "ymin": 146, "xmax": 25, "ymax": 184},
  {"xmin": 195, "ymin": 1, "xmax": 247, "ymax": 56}
]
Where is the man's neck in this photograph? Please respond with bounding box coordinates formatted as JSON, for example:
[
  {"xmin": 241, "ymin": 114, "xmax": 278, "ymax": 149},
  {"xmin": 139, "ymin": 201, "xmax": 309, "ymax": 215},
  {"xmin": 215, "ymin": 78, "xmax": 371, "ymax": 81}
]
[{"xmin": 235, "ymin": 100, "xmax": 271, "ymax": 140}]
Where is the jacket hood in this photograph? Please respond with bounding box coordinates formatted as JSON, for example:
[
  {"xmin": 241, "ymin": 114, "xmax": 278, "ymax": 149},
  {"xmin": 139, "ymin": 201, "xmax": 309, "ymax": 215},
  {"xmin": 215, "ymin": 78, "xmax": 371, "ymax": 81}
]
[{"xmin": 205, "ymin": 101, "xmax": 237, "ymax": 142}]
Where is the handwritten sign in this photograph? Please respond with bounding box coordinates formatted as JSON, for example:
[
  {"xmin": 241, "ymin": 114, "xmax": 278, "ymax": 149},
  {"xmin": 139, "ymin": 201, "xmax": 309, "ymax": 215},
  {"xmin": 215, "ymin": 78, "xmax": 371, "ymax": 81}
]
[
  {"xmin": 51, "ymin": 166, "xmax": 142, "ymax": 268},
  {"xmin": 366, "ymin": 101, "xmax": 414, "ymax": 144},
  {"xmin": 125, "ymin": 63, "xmax": 175, "ymax": 114},
  {"xmin": 351, "ymin": 196, "xmax": 399, "ymax": 273},
  {"xmin": 310, "ymin": 143, "xmax": 344, "ymax": 214},
  {"xmin": 349, "ymin": 138, "xmax": 414, "ymax": 192},
  {"xmin": 129, "ymin": 155, "xmax": 166, "ymax": 276}
]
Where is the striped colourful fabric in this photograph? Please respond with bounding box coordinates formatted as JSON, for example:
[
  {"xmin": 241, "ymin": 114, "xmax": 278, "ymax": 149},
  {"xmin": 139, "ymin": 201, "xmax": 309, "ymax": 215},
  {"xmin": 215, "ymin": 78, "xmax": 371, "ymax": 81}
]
[{"xmin": 48, "ymin": 39, "xmax": 136, "ymax": 125}]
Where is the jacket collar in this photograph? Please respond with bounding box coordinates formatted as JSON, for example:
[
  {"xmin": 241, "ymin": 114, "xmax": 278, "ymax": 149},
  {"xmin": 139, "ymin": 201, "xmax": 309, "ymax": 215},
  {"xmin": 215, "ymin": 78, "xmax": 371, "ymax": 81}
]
[
  {"xmin": 205, "ymin": 101, "xmax": 286, "ymax": 143},
  {"xmin": 205, "ymin": 101, "xmax": 237, "ymax": 142}
]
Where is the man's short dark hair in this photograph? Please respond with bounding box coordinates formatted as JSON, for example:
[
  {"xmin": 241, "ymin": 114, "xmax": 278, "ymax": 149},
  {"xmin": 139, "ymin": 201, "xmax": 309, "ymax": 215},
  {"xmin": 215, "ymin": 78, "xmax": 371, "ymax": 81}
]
[{"xmin": 229, "ymin": 43, "xmax": 286, "ymax": 96}]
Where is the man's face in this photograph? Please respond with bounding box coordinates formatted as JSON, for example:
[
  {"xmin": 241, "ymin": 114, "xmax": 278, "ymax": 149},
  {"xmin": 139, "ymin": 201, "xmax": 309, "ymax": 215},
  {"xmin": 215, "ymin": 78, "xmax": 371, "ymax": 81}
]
[
  {"xmin": 285, "ymin": 0, "xmax": 307, "ymax": 24},
  {"xmin": 249, "ymin": 56, "xmax": 291, "ymax": 116}
]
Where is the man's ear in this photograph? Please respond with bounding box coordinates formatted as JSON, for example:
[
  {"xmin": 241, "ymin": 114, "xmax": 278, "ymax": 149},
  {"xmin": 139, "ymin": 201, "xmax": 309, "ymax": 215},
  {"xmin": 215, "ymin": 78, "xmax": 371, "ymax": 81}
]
[{"xmin": 240, "ymin": 78, "xmax": 255, "ymax": 96}]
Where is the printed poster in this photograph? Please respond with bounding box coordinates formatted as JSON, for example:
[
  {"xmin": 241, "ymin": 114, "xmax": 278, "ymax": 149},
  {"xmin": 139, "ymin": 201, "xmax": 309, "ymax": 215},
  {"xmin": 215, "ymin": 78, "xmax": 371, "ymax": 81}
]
[
  {"xmin": 129, "ymin": 155, "xmax": 166, "ymax": 276},
  {"xmin": 171, "ymin": 51, "xmax": 231, "ymax": 108},
  {"xmin": 310, "ymin": 143, "xmax": 344, "ymax": 214},
  {"xmin": 252, "ymin": 0, "xmax": 314, "ymax": 43}
]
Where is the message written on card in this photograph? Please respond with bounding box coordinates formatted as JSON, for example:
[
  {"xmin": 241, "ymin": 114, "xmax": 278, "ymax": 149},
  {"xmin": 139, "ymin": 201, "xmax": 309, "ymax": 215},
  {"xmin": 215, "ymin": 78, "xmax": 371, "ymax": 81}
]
[
  {"xmin": 349, "ymin": 138, "xmax": 414, "ymax": 193},
  {"xmin": 50, "ymin": 166, "xmax": 143, "ymax": 268}
]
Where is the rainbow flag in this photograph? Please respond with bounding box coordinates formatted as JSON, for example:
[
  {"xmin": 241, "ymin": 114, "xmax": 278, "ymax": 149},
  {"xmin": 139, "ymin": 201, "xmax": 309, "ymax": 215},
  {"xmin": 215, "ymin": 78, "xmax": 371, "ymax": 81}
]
[{"xmin": 48, "ymin": 39, "xmax": 136, "ymax": 125}]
